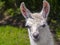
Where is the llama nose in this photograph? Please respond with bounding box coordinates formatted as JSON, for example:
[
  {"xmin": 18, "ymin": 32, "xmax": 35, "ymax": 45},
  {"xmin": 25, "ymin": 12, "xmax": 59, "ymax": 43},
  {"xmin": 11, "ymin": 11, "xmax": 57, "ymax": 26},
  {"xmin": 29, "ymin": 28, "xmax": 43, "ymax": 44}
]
[{"xmin": 33, "ymin": 33, "xmax": 39, "ymax": 39}]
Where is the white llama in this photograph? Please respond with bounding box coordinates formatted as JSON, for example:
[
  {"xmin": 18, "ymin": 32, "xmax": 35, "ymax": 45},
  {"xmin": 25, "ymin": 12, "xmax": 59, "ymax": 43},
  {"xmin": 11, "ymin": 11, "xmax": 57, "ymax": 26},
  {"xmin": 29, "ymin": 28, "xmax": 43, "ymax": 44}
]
[{"xmin": 20, "ymin": 0, "xmax": 54, "ymax": 45}]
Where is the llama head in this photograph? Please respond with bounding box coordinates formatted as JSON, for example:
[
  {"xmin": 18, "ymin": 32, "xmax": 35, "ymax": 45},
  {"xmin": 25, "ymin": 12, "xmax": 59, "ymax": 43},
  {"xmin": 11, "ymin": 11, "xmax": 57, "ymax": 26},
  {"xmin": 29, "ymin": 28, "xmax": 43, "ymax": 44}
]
[{"xmin": 20, "ymin": 0, "xmax": 50, "ymax": 41}]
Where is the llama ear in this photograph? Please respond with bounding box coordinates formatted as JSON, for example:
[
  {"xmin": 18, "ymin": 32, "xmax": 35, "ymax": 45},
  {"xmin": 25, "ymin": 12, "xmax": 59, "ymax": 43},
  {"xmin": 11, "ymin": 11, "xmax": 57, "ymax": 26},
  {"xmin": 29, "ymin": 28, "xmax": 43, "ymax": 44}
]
[
  {"xmin": 20, "ymin": 2, "xmax": 32, "ymax": 19},
  {"xmin": 40, "ymin": 0, "xmax": 50, "ymax": 19}
]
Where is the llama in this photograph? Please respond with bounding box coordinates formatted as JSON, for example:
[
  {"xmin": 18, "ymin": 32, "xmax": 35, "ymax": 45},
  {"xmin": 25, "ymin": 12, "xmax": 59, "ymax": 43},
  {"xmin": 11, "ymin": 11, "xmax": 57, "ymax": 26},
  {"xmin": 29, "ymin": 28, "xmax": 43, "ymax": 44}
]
[{"xmin": 20, "ymin": 0, "xmax": 54, "ymax": 45}]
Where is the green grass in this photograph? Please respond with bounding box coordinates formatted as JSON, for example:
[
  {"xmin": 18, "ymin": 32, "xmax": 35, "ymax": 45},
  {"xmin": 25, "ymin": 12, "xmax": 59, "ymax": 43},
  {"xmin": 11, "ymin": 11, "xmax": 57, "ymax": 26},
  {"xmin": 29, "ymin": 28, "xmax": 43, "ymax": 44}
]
[
  {"xmin": 0, "ymin": 25, "xmax": 60, "ymax": 45},
  {"xmin": 0, "ymin": 26, "xmax": 30, "ymax": 45},
  {"xmin": 56, "ymin": 28, "xmax": 60, "ymax": 40}
]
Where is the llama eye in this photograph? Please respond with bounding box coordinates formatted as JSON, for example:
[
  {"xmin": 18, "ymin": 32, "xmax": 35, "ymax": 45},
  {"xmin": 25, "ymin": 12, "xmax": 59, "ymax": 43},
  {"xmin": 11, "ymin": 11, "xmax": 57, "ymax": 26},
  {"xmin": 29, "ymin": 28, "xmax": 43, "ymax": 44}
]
[
  {"xmin": 25, "ymin": 25, "xmax": 31, "ymax": 28},
  {"xmin": 41, "ymin": 24, "xmax": 46, "ymax": 27}
]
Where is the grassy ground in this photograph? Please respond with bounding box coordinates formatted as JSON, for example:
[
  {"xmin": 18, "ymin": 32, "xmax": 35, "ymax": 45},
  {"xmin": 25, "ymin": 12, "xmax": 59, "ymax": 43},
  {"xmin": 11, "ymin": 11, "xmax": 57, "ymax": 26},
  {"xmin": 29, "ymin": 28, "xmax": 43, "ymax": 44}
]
[
  {"xmin": 0, "ymin": 25, "xmax": 60, "ymax": 45},
  {"xmin": 0, "ymin": 26, "xmax": 30, "ymax": 45},
  {"xmin": 56, "ymin": 27, "xmax": 60, "ymax": 41}
]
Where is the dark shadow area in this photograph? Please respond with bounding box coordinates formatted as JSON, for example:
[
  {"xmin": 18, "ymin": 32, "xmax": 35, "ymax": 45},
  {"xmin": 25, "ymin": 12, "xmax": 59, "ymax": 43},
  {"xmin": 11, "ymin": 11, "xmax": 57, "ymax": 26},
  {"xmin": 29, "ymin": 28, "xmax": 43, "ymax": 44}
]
[{"xmin": 0, "ymin": 14, "xmax": 25, "ymax": 27}]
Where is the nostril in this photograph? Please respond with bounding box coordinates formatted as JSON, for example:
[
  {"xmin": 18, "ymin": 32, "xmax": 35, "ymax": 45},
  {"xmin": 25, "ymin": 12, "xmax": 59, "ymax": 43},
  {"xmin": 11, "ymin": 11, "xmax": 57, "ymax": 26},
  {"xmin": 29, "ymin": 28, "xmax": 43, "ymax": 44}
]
[
  {"xmin": 42, "ymin": 24, "xmax": 46, "ymax": 27},
  {"xmin": 33, "ymin": 34, "xmax": 39, "ymax": 39}
]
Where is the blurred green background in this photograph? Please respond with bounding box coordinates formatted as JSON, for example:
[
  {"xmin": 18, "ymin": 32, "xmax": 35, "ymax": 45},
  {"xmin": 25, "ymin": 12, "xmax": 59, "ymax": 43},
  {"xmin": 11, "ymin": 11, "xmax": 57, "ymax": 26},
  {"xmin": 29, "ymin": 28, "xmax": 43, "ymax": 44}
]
[{"xmin": 0, "ymin": 0, "xmax": 60, "ymax": 45}]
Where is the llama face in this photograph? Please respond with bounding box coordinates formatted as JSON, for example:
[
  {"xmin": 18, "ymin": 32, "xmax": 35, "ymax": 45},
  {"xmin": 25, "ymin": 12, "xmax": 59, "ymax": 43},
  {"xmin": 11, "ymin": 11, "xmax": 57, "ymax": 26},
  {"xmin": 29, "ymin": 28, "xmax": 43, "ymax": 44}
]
[
  {"xmin": 25, "ymin": 13, "xmax": 46, "ymax": 41},
  {"xmin": 20, "ymin": 0, "xmax": 50, "ymax": 42}
]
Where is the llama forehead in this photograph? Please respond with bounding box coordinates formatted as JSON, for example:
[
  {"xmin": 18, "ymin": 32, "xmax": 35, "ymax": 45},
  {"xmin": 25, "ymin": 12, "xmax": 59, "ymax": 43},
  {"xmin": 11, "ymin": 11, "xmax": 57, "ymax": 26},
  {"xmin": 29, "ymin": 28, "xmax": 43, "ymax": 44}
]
[
  {"xmin": 26, "ymin": 13, "xmax": 46, "ymax": 26},
  {"xmin": 26, "ymin": 18, "xmax": 37, "ymax": 25},
  {"xmin": 26, "ymin": 18, "xmax": 34, "ymax": 25},
  {"xmin": 31, "ymin": 13, "xmax": 44, "ymax": 20},
  {"xmin": 26, "ymin": 18, "xmax": 45, "ymax": 27}
]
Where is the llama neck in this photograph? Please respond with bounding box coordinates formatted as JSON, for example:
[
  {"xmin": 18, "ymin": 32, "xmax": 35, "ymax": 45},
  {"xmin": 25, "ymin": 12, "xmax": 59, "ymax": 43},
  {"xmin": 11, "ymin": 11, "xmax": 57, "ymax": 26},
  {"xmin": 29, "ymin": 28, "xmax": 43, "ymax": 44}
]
[{"xmin": 28, "ymin": 24, "xmax": 54, "ymax": 45}]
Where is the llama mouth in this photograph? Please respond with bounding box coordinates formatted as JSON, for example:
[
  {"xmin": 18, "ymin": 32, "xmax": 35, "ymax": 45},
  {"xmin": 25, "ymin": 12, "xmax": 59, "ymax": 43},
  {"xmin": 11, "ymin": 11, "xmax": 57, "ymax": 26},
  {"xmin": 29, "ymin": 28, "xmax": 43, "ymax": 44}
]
[
  {"xmin": 33, "ymin": 37, "xmax": 40, "ymax": 42},
  {"xmin": 33, "ymin": 38, "xmax": 40, "ymax": 42}
]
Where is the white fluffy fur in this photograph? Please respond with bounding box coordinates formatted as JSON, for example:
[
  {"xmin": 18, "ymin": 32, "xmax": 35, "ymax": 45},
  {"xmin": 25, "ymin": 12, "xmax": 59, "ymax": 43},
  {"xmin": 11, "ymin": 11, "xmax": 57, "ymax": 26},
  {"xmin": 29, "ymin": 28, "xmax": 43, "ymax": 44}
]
[
  {"xmin": 28, "ymin": 23, "xmax": 54, "ymax": 45},
  {"xmin": 20, "ymin": 0, "xmax": 54, "ymax": 45}
]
